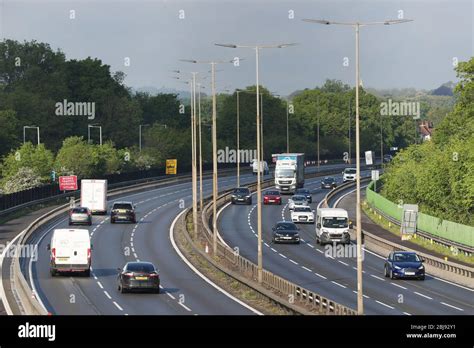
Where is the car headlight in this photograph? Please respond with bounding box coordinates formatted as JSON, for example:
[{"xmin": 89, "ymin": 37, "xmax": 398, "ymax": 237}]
[
  {"xmin": 394, "ymin": 265, "xmax": 401, "ymax": 270},
  {"xmin": 291, "ymin": 185, "xmax": 296, "ymax": 189},
  {"xmin": 231, "ymin": 194, "xmax": 236, "ymax": 198},
  {"xmin": 322, "ymin": 229, "xmax": 329, "ymax": 234},
  {"xmin": 245, "ymin": 195, "xmax": 251, "ymax": 198},
  {"xmin": 275, "ymin": 233, "xmax": 283, "ymax": 237},
  {"xmin": 418, "ymin": 265, "xmax": 424, "ymax": 270}
]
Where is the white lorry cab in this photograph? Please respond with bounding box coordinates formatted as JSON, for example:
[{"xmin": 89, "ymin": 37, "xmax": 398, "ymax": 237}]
[
  {"xmin": 251, "ymin": 160, "xmax": 269, "ymax": 175},
  {"xmin": 315, "ymin": 208, "xmax": 352, "ymax": 245},
  {"xmin": 48, "ymin": 229, "xmax": 92, "ymax": 277}
]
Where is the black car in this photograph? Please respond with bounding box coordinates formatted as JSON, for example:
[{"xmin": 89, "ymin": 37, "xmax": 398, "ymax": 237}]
[
  {"xmin": 321, "ymin": 177, "xmax": 337, "ymax": 189},
  {"xmin": 117, "ymin": 262, "xmax": 160, "ymax": 293},
  {"xmin": 295, "ymin": 188, "xmax": 312, "ymax": 203},
  {"xmin": 111, "ymin": 201, "xmax": 136, "ymax": 223},
  {"xmin": 383, "ymin": 154, "xmax": 393, "ymax": 163},
  {"xmin": 384, "ymin": 251, "xmax": 425, "ymax": 280},
  {"xmin": 231, "ymin": 187, "xmax": 252, "ymax": 205},
  {"xmin": 271, "ymin": 221, "xmax": 300, "ymax": 244}
]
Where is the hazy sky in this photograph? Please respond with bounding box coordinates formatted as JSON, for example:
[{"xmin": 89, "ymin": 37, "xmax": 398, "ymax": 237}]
[{"xmin": 1, "ymin": 0, "xmax": 472, "ymax": 95}]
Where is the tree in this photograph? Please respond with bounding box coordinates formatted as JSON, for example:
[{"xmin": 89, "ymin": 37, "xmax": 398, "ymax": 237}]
[
  {"xmin": 1, "ymin": 142, "xmax": 54, "ymax": 187},
  {"xmin": 3, "ymin": 167, "xmax": 43, "ymax": 194},
  {"xmin": 0, "ymin": 109, "xmax": 20, "ymax": 155},
  {"xmin": 54, "ymin": 136, "xmax": 96, "ymax": 178}
]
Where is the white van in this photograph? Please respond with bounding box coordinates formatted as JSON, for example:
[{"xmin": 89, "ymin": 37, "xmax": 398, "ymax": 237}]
[
  {"xmin": 48, "ymin": 229, "xmax": 92, "ymax": 277},
  {"xmin": 252, "ymin": 160, "xmax": 269, "ymax": 175},
  {"xmin": 315, "ymin": 208, "xmax": 352, "ymax": 245}
]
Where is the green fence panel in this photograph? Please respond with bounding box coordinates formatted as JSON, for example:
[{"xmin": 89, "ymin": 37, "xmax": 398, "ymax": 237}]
[{"xmin": 366, "ymin": 182, "xmax": 473, "ymax": 248}]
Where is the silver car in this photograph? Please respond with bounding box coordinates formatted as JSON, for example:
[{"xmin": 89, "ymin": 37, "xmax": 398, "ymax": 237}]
[{"xmin": 69, "ymin": 207, "xmax": 92, "ymax": 226}]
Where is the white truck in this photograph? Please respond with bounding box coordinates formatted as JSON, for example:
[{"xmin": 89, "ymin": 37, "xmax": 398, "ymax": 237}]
[
  {"xmin": 48, "ymin": 228, "xmax": 92, "ymax": 277},
  {"xmin": 81, "ymin": 179, "xmax": 108, "ymax": 215},
  {"xmin": 274, "ymin": 153, "xmax": 305, "ymax": 194},
  {"xmin": 251, "ymin": 160, "xmax": 269, "ymax": 175},
  {"xmin": 315, "ymin": 208, "xmax": 352, "ymax": 245}
]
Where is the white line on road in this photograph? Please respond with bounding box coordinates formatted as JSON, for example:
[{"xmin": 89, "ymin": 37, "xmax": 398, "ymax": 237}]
[
  {"xmin": 315, "ymin": 273, "xmax": 327, "ymax": 279},
  {"xmin": 440, "ymin": 302, "xmax": 463, "ymax": 311},
  {"xmin": 302, "ymin": 266, "xmax": 312, "ymax": 272},
  {"xmin": 414, "ymin": 292, "xmax": 433, "ymax": 300},
  {"xmin": 375, "ymin": 300, "xmax": 394, "ymax": 309},
  {"xmin": 370, "ymin": 274, "xmax": 385, "ymax": 281},
  {"xmin": 331, "ymin": 281, "xmax": 346, "ymax": 289},
  {"xmin": 390, "ymin": 282, "xmax": 407, "ymax": 290},
  {"xmin": 113, "ymin": 301, "xmax": 123, "ymax": 311},
  {"xmin": 289, "ymin": 259, "xmax": 298, "ymax": 265},
  {"xmin": 97, "ymin": 282, "xmax": 104, "ymax": 289},
  {"xmin": 104, "ymin": 291, "xmax": 112, "ymax": 299}
]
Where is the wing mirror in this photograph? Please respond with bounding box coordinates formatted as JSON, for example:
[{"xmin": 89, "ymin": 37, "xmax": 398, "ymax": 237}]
[
  {"xmin": 317, "ymin": 223, "xmax": 321, "ymax": 229},
  {"xmin": 91, "ymin": 244, "xmax": 94, "ymax": 250},
  {"xmin": 272, "ymin": 227, "xmax": 276, "ymax": 231},
  {"xmin": 47, "ymin": 243, "xmax": 51, "ymax": 251},
  {"xmin": 117, "ymin": 268, "xmax": 122, "ymax": 272}
]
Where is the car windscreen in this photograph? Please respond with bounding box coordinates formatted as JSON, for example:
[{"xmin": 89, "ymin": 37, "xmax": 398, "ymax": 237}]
[
  {"xmin": 393, "ymin": 253, "xmax": 420, "ymax": 262},
  {"xmin": 296, "ymin": 190, "xmax": 309, "ymax": 194},
  {"xmin": 126, "ymin": 263, "xmax": 155, "ymax": 272},
  {"xmin": 292, "ymin": 196, "xmax": 305, "ymax": 201},
  {"xmin": 113, "ymin": 203, "xmax": 133, "ymax": 210},
  {"xmin": 322, "ymin": 217, "xmax": 348, "ymax": 228},
  {"xmin": 234, "ymin": 188, "xmax": 249, "ymax": 194},
  {"xmin": 275, "ymin": 169, "xmax": 294, "ymax": 178},
  {"xmin": 265, "ymin": 191, "xmax": 279, "ymax": 196},
  {"xmin": 294, "ymin": 207, "xmax": 311, "ymax": 212},
  {"xmin": 275, "ymin": 223, "xmax": 297, "ymax": 230},
  {"xmin": 72, "ymin": 208, "xmax": 88, "ymax": 214},
  {"xmin": 345, "ymin": 169, "xmax": 356, "ymax": 174},
  {"xmin": 323, "ymin": 177, "xmax": 334, "ymax": 183}
]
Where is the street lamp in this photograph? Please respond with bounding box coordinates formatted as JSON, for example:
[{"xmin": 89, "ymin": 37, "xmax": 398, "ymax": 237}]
[
  {"xmin": 302, "ymin": 17, "xmax": 413, "ymax": 315},
  {"xmin": 88, "ymin": 124, "xmax": 102, "ymax": 145},
  {"xmin": 23, "ymin": 126, "xmax": 40, "ymax": 145},
  {"xmin": 215, "ymin": 42, "xmax": 297, "ymax": 283},
  {"xmin": 197, "ymin": 82, "xmax": 205, "ymax": 211},
  {"xmin": 181, "ymin": 58, "xmax": 234, "ymax": 256}
]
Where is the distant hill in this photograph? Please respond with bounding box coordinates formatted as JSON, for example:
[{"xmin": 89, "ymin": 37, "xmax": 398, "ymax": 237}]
[{"xmin": 430, "ymin": 81, "xmax": 455, "ymax": 96}]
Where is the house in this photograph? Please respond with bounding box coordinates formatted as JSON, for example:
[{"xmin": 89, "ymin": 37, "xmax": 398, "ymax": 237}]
[{"xmin": 419, "ymin": 120, "xmax": 434, "ymax": 141}]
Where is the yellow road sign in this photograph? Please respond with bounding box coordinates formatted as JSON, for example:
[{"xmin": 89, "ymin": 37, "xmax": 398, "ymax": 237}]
[{"xmin": 166, "ymin": 159, "xmax": 177, "ymax": 175}]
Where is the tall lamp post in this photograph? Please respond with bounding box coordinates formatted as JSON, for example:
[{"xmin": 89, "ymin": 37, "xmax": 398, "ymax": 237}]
[
  {"xmin": 215, "ymin": 42, "xmax": 296, "ymax": 283},
  {"xmin": 180, "ymin": 58, "xmax": 233, "ymax": 256},
  {"xmin": 23, "ymin": 126, "xmax": 40, "ymax": 145},
  {"xmin": 302, "ymin": 17, "xmax": 413, "ymax": 315},
  {"xmin": 139, "ymin": 124, "xmax": 150, "ymax": 152}
]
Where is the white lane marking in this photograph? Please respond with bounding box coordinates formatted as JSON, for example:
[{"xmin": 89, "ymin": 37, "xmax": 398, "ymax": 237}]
[
  {"xmin": 414, "ymin": 292, "xmax": 433, "ymax": 300},
  {"xmin": 338, "ymin": 261, "xmax": 349, "ymax": 266},
  {"xmin": 169, "ymin": 209, "xmax": 262, "ymax": 315},
  {"xmin": 403, "ymin": 312, "xmax": 411, "ymax": 316},
  {"xmin": 97, "ymin": 282, "xmax": 104, "ymax": 289},
  {"xmin": 0, "ymin": 232, "xmax": 24, "ymax": 315},
  {"xmin": 370, "ymin": 275, "xmax": 385, "ymax": 281},
  {"xmin": 316, "ymin": 249, "xmax": 323, "ymax": 254},
  {"xmin": 315, "ymin": 273, "xmax": 327, "ymax": 279},
  {"xmin": 179, "ymin": 302, "xmax": 192, "ymax": 312},
  {"xmin": 331, "ymin": 281, "xmax": 346, "ymax": 289},
  {"xmin": 104, "ymin": 291, "xmax": 112, "ymax": 299},
  {"xmin": 307, "ymin": 244, "xmax": 314, "ymax": 248},
  {"xmin": 440, "ymin": 302, "xmax": 464, "ymax": 311},
  {"xmin": 353, "ymin": 290, "xmax": 370, "ymax": 299},
  {"xmin": 302, "ymin": 266, "xmax": 312, "ymax": 272},
  {"xmin": 113, "ymin": 301, "xmax": 123, "ymax": 311},
  {"xmin": 375, "ymin": 300, "xmax": 394, "ymax": 309},
  {"xmin": 270, "ymin": 248, "xmax": 277, "ymax": 252},
  {"xmin": 289, "ymin": 259, "xmax": 298, "ymax": 265},
  {"xmin": 279, "ymin": 253, "xmax": 287, "ymax": 259},
  {"xmin": 167, "ymin": 293, "xmax": 176, "ymax": 300},
  {"xmin": 390, "ymin": 282, "xmax": 407, "ymax": 290}
]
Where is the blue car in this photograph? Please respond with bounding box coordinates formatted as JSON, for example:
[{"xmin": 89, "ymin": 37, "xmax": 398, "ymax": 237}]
[{"xmin": 384, "ymin": 251, "xmax": 425, "ymax": 280}]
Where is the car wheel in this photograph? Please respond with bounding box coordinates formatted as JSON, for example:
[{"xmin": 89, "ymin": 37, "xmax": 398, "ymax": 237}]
[
  {"xmin": 50, "ymin": 268, "xmax": 57, "ymax": 277},
  {"xmin": 384, "ymin": 266, "xmax": 389, "ymax": 277},
  {"xmin": 68, "ymin": 221, "xmax": 72, "ymax": 226},
  {"xmin": 390, "ymin": 269, "xmax": 395, "ymax": 279},
  {"xmin": 111, "ymin": 218, "xmax": 115, "ymax": 224},
  {"xmin": 84, "ymin": 269, "xmax": 90, "ymax": 277},
  {"xmin": 119, "ymin": 284, "xmax": 127, "ymax": 294},
  {"xmin": 419, "ymin": 275, "xmax": 425, "ymax": 281},
  {"xmin": 88, "ymin": 221, "xmax": 92, "ymax": 226},
  {"xmin": 154, "ymin": 287, "xmax": 160, "ymax": 294}
]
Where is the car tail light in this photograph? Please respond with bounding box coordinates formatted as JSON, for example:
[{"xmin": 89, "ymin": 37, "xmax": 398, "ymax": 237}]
[
  {"xmin": 87, "ymin": 248, "xmax": 91, "ymax": 259},
  {"xmin": 149, "ymin": 273, "xmax": 159, "ymax": 278},
  {"xmin": 51, "ymin": 248, "xmax": 56, "ymax": 261},
  {"xmin": 123, "ymin": 272, "xmax": 134, "ymax": 278}
]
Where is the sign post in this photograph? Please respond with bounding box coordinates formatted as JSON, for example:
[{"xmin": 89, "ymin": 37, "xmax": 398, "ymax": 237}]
[
  {"xmin": 371, "ymin": 170, "xmax": 380, "ymax": 192},
  {"xmin": 401, "ymin": 204, "xmax": 418, "ymax": 241},
  {"xmin": 166, "ymin": 159, "xmax": 177, "ymax": 175}
]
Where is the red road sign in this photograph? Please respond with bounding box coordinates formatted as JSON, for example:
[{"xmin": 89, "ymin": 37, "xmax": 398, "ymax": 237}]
[{"xmin": 59, "ymin": 175, "xmax": 78, "ymax": 191}]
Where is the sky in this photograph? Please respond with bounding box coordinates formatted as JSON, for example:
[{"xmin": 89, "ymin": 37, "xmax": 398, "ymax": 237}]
[{"xmin": 0, "ymin": 0, "xmax": 472, "ymax": 95}]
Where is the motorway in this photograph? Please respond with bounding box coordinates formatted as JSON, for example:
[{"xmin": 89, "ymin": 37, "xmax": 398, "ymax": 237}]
[
  {"xmin": 22, "ymin": 172, "xmax": 267, "ymax": 315},
  {"xmin": 217, "ymin": 173, "xmax": 474, "ymax": 315}
]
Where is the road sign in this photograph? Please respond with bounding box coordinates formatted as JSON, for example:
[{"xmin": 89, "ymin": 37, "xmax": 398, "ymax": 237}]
[
  {"xmin": 400, "ymin": 204, "xmax": 418, "ymax": 240},
  {"xmin": 166, "ymin": 159, "xmax": 177, "ymax": 175},
  {"xmin": 371, "ymin": 170, "xmax": 379, "ymax": 181},
  {"xmin": 51, "ymin": 170, "xmax": 56, "ymax": 182},
  {"xmin": 59, "ymin": 175, "xmax": 78, "ymax": 191},
  {"xmin": 390, "ymin": 147, "xmax": 398, "ymax": 151},
  {"xmin": 365, "ymin": 151, "xmax": 374, "ymax": 165}
]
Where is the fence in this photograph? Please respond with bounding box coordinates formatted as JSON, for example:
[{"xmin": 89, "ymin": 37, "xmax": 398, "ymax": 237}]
[{"xmin": 366, "ymin": 181, "xmax": 474, "ymax": 249}]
